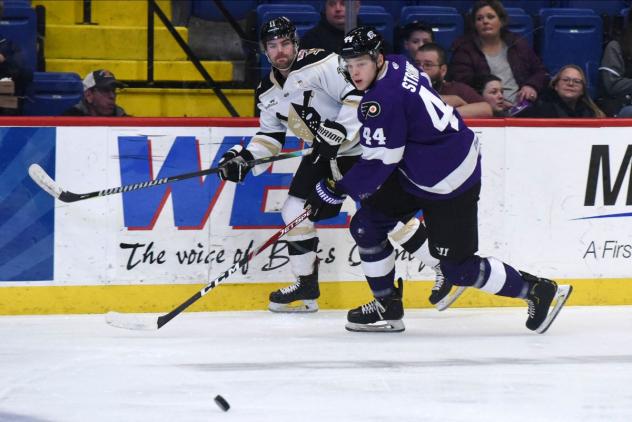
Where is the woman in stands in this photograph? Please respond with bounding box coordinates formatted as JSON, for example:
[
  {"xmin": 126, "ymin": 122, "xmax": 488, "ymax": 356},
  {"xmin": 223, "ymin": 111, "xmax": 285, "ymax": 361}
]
[
  {"xmin": 449, "ymin": 0, "xmax": 548, "ymax": 107},
  {"xmin": 599, "ymin": 8, "xmax": 632, "ymax": 117},
  {"xmin": 519, "ymin": 65, "xmax": 605, "ymax": 118}
]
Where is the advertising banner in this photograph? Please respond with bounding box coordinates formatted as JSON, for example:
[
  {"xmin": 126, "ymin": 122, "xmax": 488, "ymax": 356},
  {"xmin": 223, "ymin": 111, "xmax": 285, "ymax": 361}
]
[{"xmin": 1, "ymin": 120, "xmax": 631, "ymax": 307}]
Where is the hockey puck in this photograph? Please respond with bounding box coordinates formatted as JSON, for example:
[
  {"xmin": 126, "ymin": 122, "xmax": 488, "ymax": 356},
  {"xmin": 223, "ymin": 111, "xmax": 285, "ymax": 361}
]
[{"xmin": 214, "ymin": 395, "xmax": 230, "ymax": 412}]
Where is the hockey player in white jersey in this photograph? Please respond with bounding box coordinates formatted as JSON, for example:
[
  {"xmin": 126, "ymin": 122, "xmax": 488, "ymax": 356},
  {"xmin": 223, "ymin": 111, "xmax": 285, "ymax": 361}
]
[{"xmin": 219, "ymin": 17, "xmax": 447, "ymax": 313}]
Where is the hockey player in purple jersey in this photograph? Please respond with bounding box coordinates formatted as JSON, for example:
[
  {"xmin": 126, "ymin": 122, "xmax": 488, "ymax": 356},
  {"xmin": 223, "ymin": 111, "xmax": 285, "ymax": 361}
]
[{"xmin": 305, "ymin": 26, "xmax": 573, "ymax": 333}]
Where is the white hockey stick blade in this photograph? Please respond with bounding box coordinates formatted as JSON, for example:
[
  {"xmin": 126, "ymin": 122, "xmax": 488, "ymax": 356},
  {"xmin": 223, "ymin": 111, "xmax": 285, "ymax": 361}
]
[
  {"xmin": 105, "ymin": 311, "xmax": 159, "ymax": 331},
  {"xmin": 435, "ymin": 286, "xmax": 467, "ymax": 311},
  {"xmin": 28, "ymin": 164, "xmax": 62, "ymax": 199},
  {"xmin": 536, "ymin": 284, "xmax": 573, "ymax": 334}
]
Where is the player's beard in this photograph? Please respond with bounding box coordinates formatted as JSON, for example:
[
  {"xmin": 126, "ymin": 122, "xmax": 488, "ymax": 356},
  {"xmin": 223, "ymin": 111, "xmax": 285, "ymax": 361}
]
[
  {"xmin": 431, "ymin": 76, "xmax": 443, "ymax": 91},
  {"xmin": 272, "ymin": 52, "xmax": 296, "ymax": 71}
]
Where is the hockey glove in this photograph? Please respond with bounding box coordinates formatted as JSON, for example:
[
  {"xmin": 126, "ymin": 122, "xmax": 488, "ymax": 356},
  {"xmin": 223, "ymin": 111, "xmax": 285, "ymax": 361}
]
[
  {"xmin": 311, "ymin": 119, "xmax": 347, "ymax": 164},
  {"xmin": 218, "ymin": 145, "xmax": 255, "ymax": 183},
  {"xmin": 305, "ymin": 178, "xmax": 347, "ymax": 222}
]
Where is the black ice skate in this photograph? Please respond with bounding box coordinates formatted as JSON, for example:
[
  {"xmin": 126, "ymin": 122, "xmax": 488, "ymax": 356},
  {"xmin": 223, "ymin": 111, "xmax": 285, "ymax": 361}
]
[
  {"xmin": 429, "ymin": 264, "xmax": 467, "ymax": 311},
  {"xmin": 521, "ymin": 272, "xmax": 573, "ymax": 334},
  {"xmin": 268, "ymin": 263, "xmax": 319, "ymax": 313},
  {"xmin": 345, "ymin": 278, "xmax": 405, "ymax": 333}
]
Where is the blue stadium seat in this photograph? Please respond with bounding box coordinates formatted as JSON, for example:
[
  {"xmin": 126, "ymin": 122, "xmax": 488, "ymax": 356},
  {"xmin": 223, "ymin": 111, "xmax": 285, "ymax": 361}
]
[
  {"xmin": 23, "ymin": 72, "xmax": 83, "ymax": 116},
  {"xmin": 359, "ymin": 5, "xmax": 395, "ymax": 49},
  {"xmin": 415, "ymin": 1, "xmax": 475, "ymax": 14},
  {"xmin": 0, "ymin": 2, "xmax": 37, "ymax": 72},
  {"xmin": 539, "ymin": 7, "xmax": 596, "ymax": 22},
  {"xmin": 562, "ymin": 1, "xmax": 629, "ymax": 16},
  {"xmin": 262, "ymin": 0, "xmax": 324, "ymax": 13},
  {"xmin": 505, "ymin": 7, "xmax": 534, "ymax": 47},
  {"xmin": 256, "ymin": 4, "xmax": 320, "ymax": 75},
  {"xmin": 400, "ymin": 6, "xmax": 464, "ymax": 52},
  {"xmin": 2, "ymin": 0, "xmax": 32, "ymax": 6},
  {"xmin": 359, "ymin": 5, "xmax": 386, "ymax": 13},
  {"xmin": 540, "ymin": 13, "xmax": 603, "ymax": 96},
  {"xmin": 362, "ymin": 0, "xmax": 410, "ymax": 21},
  {"xmin": 502, "ymin": 1, "xmax": 553, "ymax": 16},
  {"xmin": 190, "ymin": 0, "xmax": 257, "ymax": 21}
]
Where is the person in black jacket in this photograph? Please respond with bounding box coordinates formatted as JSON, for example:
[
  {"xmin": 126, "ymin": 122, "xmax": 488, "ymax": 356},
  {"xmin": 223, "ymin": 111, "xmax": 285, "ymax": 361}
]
[
  {"xmin": 300, "ymin": 0, "xmax": 360, "ymax": 53},
  {"xmin": 63, "ymin": 69, "xmax": 128, "ymax": 117},
  {"xmin": 518, "ymin": 65, "xmax": 605, "ymax": 118},
  {"xmin": 599, "ymin": 8, "xmax": 632, "ymax": 117}
]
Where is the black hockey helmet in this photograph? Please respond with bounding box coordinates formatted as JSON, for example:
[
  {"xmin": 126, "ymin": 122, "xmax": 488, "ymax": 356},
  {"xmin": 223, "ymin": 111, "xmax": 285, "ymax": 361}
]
[
  {"xmin": 340, "ymin": 26, "xmax": 384, "ymax": 61},
  {"xmin": 259, "ymin": 16, "xmax": 299, "ymax": 50},
  {"xmin": 260, "ymin": 16, "xmax": 299, "ymax": 71},
  {"xmin": 339, "ymin": 26, "xmax": 385, "ymax": 87}
]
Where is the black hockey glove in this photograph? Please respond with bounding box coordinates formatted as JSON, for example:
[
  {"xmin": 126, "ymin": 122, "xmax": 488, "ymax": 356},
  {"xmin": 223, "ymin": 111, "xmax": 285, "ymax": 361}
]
[
  {"xmin": 311, "ymin": 119, "xmax": 347, "ymax": 164},
  {"xmin": 305, "ymin": 178, "xmax": 347, "ymax": 222},
  {"xmin": 218, "ymin": 145, "xmax": 255, "ymax": 183}
]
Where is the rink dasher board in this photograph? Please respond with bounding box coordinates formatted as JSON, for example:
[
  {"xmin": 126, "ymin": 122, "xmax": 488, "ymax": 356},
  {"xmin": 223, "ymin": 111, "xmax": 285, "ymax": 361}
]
[{"xmin": 1, "ymin": 117, "xmax": 631, "ymax": 314}]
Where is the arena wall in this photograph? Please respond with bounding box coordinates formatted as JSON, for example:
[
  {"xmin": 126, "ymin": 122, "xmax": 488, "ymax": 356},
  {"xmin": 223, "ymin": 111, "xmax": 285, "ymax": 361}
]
[{"xmin": 1, "ymin": 117, "xmax": 631, "ymax": 315}]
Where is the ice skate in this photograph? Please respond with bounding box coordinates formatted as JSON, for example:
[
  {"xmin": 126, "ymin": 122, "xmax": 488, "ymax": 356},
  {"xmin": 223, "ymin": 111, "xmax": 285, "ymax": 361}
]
[
  {"xmin": 346, "ymin": 278, "xmax": 405, "ymax": 332},
  {"xmin": 268, "ymin": 264, "xmax": 319, "ymax": 313},
  {"xmin": 429, "ymin": 264, "xmax": 467, "ymax": 311},
  {"xmin": 521, "ymin": 272, "xmax": 573, "ymax": 334}
]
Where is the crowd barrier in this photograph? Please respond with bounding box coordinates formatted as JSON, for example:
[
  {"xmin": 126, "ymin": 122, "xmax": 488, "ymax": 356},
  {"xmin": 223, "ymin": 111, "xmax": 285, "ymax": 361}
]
[{"xmin": 1, "ymin": 117, "xmax": 631, "ymax": 315}]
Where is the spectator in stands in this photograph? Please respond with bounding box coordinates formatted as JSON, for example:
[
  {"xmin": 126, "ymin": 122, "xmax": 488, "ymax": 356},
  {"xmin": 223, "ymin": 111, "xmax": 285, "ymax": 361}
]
[
  {"xmin": 449, "ymin": 0, "xmax": 548, "ymax": 106},
  {"xmin": 300, "ymin": 0, "xmax": 360, "ymax": 53},
  {"xmin": 519, "ymin": 65, "xmax": 605, "ymax": 118},
  {"xmin": 473, "ymin": 74, "xmax": 511, "ymax": 116},
  {"xmin": 0, "ymin": 2, "xmax": 34, "ymax": 115},
  {"xmin": 599, "ymin": 8, "xmax": 632, "ymax": 117},
  {"xmin": 63, "ymin": 69, "xmax": 128, "ymax": 117},
  {"xmin": 402, "ymin": 21, "xmax": 434, "ymax": 61},
  {"xmin": 415, "ymin": 43, "xmax": 492, "ymax": 117}
]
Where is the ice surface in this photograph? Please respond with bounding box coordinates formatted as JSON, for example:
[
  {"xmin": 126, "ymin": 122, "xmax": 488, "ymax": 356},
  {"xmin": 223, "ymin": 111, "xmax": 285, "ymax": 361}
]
[{"xmin": 1, "ymin": 306, "xmax": 631, "ymax": 422}]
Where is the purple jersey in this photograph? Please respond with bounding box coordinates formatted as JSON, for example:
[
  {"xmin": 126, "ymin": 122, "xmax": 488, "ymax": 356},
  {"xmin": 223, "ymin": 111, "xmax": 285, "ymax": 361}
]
[{"xmin": 338, "ymin": 54, "xmax": 481, "ymax": 201}]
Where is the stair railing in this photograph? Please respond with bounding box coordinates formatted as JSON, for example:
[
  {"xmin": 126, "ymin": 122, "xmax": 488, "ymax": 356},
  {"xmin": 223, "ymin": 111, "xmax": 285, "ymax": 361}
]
[{"xmin": 147, "ymin": 0, "xmax": 239, "ymax": 117}]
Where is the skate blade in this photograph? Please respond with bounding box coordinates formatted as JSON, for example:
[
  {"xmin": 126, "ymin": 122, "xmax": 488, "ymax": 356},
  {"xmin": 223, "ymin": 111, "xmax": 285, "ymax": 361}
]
[
  {"xmin": 268, "ymin": 300, "xmax": 319, "ymax": 313},
  {"xmin": 536, "ymin": 284, "xmax": 573, "ymax": 334},
  {"xmin": 345, "ymin": 319, "xmax": 405, "ymax": 333},
  {"xmin": 435, "ymin": 286, "xmax": 467, "ymax": 311}
]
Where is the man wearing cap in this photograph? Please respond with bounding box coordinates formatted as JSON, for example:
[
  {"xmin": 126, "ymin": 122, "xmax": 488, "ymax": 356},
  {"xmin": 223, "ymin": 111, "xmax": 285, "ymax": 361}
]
[{"xmin": 63, "ymin": 69, "xmax": 128, "ymax": 116}]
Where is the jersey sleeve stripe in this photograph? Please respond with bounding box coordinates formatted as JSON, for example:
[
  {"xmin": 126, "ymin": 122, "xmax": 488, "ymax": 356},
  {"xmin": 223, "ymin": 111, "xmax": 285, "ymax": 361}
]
[
  {"xmin": 398, "ymin": 135, "xmax": 480, "ymax": 195},
  {"xmin": 361, "ymin": 145, "xmax": 405, "ymax": 165},
  {"xmin": 254, "ymin": 131, "xmax": 285, "ymax": 145}
]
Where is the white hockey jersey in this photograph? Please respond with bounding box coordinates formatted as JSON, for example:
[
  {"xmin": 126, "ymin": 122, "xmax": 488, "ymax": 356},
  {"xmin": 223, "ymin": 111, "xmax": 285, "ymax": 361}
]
[{"xmin": 247, "ymin": 49, "xmax": 363, "ymax": 175}]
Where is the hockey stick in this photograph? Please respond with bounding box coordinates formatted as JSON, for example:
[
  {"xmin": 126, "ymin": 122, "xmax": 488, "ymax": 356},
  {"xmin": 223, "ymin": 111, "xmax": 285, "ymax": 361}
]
[
  {"xmin": 28, "ymin": 148, "xmax": 312, "ymax": 203},
  {"xmin": 105, "ymin": 208, "xmax": 312, "ymax": 331}
]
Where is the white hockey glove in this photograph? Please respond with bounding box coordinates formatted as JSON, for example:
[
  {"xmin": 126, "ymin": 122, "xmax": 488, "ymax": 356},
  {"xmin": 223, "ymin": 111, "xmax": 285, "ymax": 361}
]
[
  {"xmin": 312, "ymin": 119, "xmax": 347, "ymax": 164},
  {"xmin": 218, "ymin": 145, "xmax": 255, "ymax": 183}
]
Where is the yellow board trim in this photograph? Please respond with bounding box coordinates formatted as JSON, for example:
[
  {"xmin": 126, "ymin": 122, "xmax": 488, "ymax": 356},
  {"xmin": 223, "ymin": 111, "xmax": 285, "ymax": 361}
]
[{"xmin": 1, "ymin": 279, "xmax": 630, "ymax": 315}]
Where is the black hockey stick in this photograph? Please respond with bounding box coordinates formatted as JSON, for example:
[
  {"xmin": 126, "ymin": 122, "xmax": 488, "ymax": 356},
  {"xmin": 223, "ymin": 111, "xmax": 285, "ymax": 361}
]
[
  {"xmin": 105, "ymin": 208, "xmax": 312, "ymax": 331},
  {"xmin": 28, "ymin": 148, "xmax": 312, "ymax": 203}
]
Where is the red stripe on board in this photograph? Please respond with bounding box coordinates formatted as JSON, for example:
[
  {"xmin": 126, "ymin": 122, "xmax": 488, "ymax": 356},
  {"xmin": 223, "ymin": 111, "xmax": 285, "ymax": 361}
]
[
  {"xmin": 2, "ymin": 116, "xmax": 632, "ymax": 128},
  {"xmin": 0, "ymin": 116, "xmax": 261, "ymax": 127}
]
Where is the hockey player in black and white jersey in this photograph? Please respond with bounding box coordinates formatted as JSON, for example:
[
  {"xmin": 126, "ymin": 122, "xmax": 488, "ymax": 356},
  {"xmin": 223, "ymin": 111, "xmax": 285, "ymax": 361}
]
[{"xmin": 219, "ymin": 17, "xmax": 448, "ymax": 313}]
